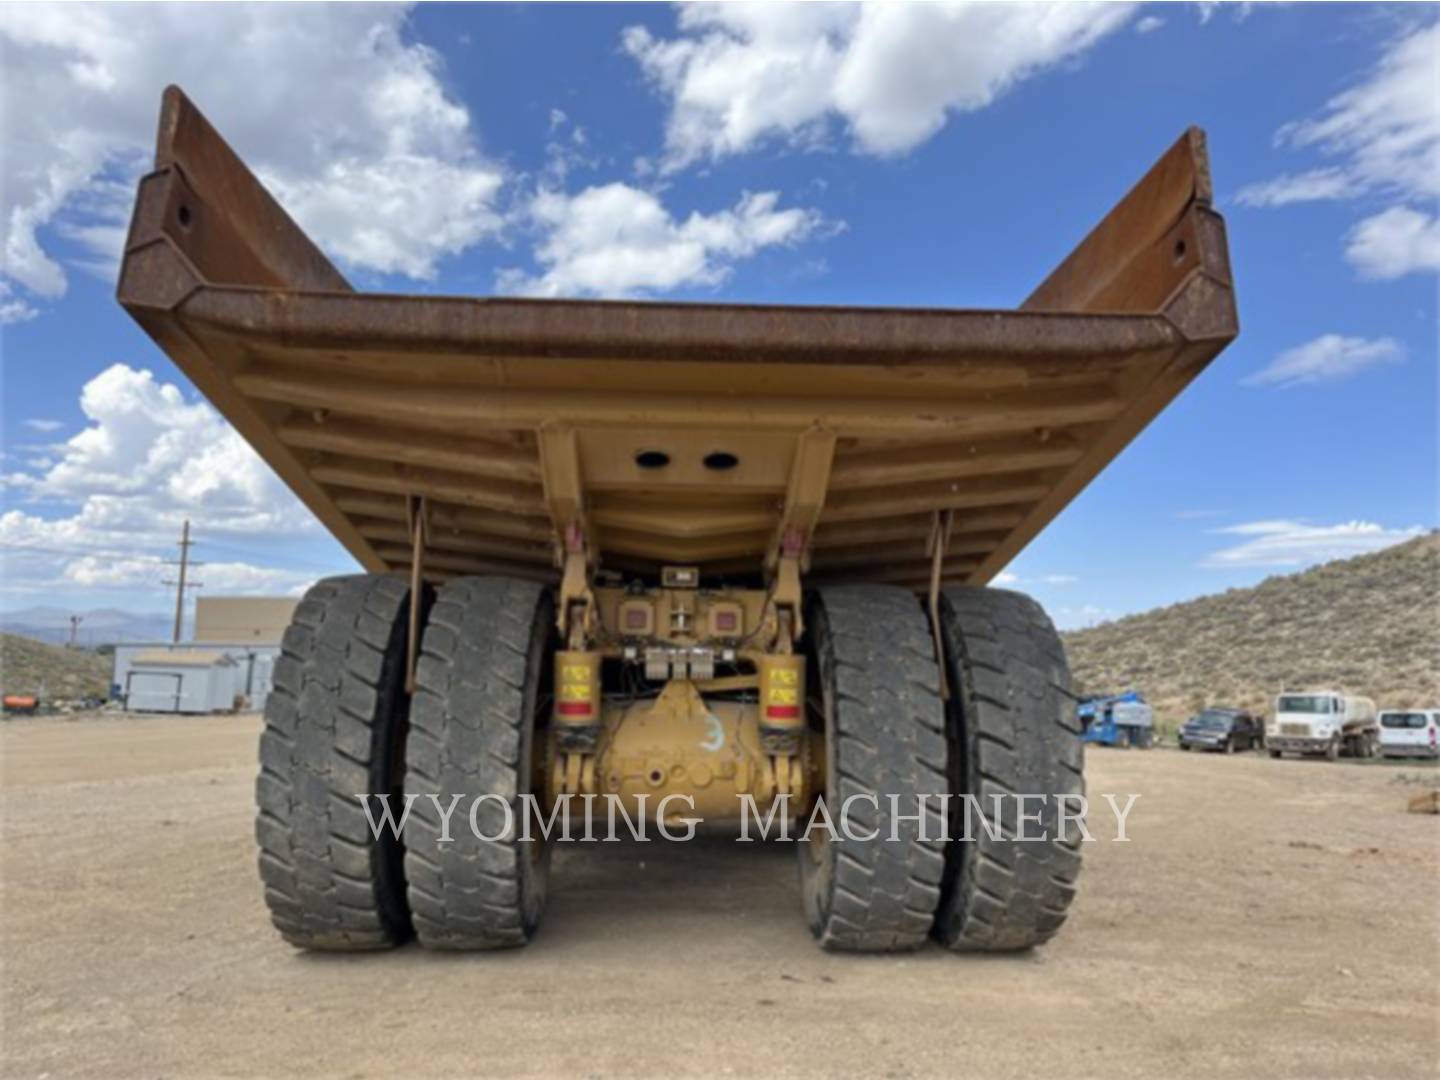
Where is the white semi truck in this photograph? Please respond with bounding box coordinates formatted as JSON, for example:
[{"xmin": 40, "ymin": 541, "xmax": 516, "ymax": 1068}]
[{"xmin": 1267, "ymin": 691, "xmax": 1378, "ymax": 760}]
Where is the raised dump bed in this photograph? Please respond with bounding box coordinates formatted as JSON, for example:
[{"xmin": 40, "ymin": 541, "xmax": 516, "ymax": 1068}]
[{"xmin": 121, "ymin": 87, "xmax": 1237, "ymax": 957}]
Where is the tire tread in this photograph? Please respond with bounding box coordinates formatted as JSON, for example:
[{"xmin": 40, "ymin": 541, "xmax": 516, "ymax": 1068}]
[
  {"xmin": 805, "ymin": 585, "xmax": 948, "ymax": 952},
  {"xmin": 254, "ymin": 574, "xmax": 414, "ymax": 951},
  {"xmin": 935, "ymin": 586, "xmax": 1082, "ymax": 952}
]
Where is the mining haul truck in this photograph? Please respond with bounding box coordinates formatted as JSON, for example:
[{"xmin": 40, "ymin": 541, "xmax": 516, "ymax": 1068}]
[{"xmin": 118, "ymin": 88, "xmax": 1238, "ymax": 955}]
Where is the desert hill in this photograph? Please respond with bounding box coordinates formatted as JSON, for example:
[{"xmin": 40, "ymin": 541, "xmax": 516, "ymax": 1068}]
[
  {"xmin": 1063, "ymin": 533, "xmax": 1438, "ymax": 722},
  {"xmin": 0, "ymin": 633, "xmax": 111, "ymax": 701}
]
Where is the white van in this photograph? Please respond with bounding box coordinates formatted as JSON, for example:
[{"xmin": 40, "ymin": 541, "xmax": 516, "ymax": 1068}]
[{"xmin": 1378, "ymin": 710, "xmax": 1440, "ymax": 760}]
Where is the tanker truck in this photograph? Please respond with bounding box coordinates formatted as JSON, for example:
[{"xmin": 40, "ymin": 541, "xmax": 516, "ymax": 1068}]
[
  {"xmin": 1267, "ymin": 691, "xmax": 1379, "ymax": 760},
  {"xmin": 117, "ymin": 87, "xmax": 1238, "ymax": 955}
]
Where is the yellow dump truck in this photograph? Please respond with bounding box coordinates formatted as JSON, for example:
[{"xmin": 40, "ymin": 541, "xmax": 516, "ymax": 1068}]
[{"xmin": 119, "ymin": 88, "xmax": 1237, "ymax": 955}]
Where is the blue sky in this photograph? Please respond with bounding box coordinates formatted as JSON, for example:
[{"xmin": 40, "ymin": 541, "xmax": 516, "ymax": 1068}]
[{"xmin": 1, "ymin": 2, "xmax": 1435, "ymax": 630}]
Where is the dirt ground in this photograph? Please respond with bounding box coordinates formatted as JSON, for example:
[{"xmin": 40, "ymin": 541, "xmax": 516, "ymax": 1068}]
[{"xmin": 2, "ymin": 713, "xmax": 1437, "ymax": 1079}]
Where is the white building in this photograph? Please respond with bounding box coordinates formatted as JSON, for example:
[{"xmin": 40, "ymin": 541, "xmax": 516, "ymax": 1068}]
[
  {"xmin": 109, "ymin": 595, "xmax": 298, "ymax": 711},
  {"xmin": 122, "ymin": 650, "xmax": 239, "ymax": 713}
]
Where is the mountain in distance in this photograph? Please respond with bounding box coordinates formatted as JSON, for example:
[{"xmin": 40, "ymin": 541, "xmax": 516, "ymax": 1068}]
[{"xmin": 0, "ymin": 607, "xmax": 174, "ymax": 647}]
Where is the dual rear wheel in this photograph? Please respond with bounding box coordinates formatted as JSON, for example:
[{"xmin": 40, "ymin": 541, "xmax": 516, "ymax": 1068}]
[
  {"xmin": 256, "ymin": 576, "xmax": 1082, "ymax": 954},
  {"xmin": 256, "ymin": 574, "xmax": 552, "ymax": 952}
]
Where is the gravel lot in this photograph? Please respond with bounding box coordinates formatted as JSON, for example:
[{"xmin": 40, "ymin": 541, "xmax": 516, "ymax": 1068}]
[{"xmin": 3, "ymin": 712, "xmax": 1436, "ymax": 1079}]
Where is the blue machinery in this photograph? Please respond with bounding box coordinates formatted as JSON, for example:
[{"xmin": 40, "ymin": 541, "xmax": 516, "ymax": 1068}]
[{"xmin": 1079, "ymin": 691, "xmax": 1154, "ymax": 748}]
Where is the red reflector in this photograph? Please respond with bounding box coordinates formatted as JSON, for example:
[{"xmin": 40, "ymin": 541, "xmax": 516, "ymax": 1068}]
[
  {"xmin": 624, "ymin": 608, "xmax": 648, "ymax": 629},
  {"xmin": 715, "ymin": 611, "xmax": 738, "ymax": 632},
  {"xmin": 557, "ymin": 702, "xmax": 593, "ymax": 717},
  {"xmin": 766, "ymin": 705, "xmax": 800, "ymax": 720}
]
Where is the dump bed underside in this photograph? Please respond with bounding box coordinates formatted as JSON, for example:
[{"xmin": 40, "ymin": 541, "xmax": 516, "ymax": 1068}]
[{"xmin": 119, "ymin": 89, "xmax": 1237, "ymax": 589}]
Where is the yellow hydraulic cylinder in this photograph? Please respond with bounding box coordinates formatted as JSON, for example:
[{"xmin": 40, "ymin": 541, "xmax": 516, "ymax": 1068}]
[
  {"xmin": 759, "ymin": 654, "xmax": 805, "ymax": 741},
  {"xmin": 552, "ymin": 650, "xmax": 601, "ymax": 795},
  {"xmin": 555, "ymin": 650, "xmax": 601, "ymax": 728},
  {"xmin": 758, "ymin": 654, "xmax": 806, "ymax": 800}
]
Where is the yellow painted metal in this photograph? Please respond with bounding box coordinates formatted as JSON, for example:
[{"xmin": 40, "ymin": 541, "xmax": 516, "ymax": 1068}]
[
  {"xmin": 592, "ymin": 586, "xmax": 776, "ymax": 652},
  {"xmin": 759, "ymin": 655, "xmax": 804, "ymax": 728},
  {"xmin": 555, "ymin": 651, "xmax": 600, "ymax": 715},
  {"xmin": 593, "ymin": 680, "xmax": 819, "ymax": 824}
]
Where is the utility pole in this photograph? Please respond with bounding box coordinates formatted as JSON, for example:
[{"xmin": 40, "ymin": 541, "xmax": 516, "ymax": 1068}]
[
  {"xmin": 67, "ymin": 615, "xmax": 82, "ymax": 649},
  {"xmin": 162, "ymin": 519, "xmax": 204, "ymax": 644}
]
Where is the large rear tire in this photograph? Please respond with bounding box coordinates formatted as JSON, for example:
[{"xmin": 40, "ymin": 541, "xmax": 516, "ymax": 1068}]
[
  {"xmin": 799, "ymin": 585, "xmax": 948, "ymax": 952},
  {"xmin": 403, "ymin": 576, "xmax": 555, "ymax": 950},
  {"xmin": 255, "ymin": 574, "xmax": 418, "ymax": 950},
  {"xmin": 933, "ymin": 587, "xmax": 1083, "ymax": 952}
]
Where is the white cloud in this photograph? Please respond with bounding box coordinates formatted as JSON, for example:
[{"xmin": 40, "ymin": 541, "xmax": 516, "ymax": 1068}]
[
  {"xmin": 1241, "ymin": 334, "xmax": 1404, "ymax": 389},
  {"xmin": 0, "ymin": 282, "xmax": 38, "ymax": 325},
  {"xmin": 1236, "ymin": 22, "xmax": 1440, "ymax": 278},
  {"xmin": 1196, "ymin": 3, "xmax": 1260, "ymax": 26},
  {"xmin": 0, "ymin": 4, "xmax": 504, "ymax": 308},
  {"xmin": 1275, "ymin": 23, "xmax": 1440, "ymax": 203},
  {"xmin": 1344, "ymin": 205, "xmax": 1440, "ymax": 279},
  {"xmin": 1135, "ymin": 16, "xmax": 1165, "ymax": 34},
  {"xmin": 541, "ymin": 110, "xmax": 598, "ymax": 186},
  {"xmin": 1203, "ymin": 520, "xmax": 1426, "ymax": 569},
  {"xmin": 497, "ymin": 184, "xmax": 828, "ymax": 298},
  {"xmin": 14, "ymin": 364, "xmax": 306, "ymax": 532},
  {"xmin": 623, "ymin": 3, "xmax": 1135, "ymax": 170},
  {"xmin": 1234, "ymin": 167, "xmax": 1358, "ymax": 207},
  {"xmin": 993, "ymin": 570, "xmax": 1077, "ymax": 587},
  {"xmin": 21, "ymin": 419, "xmax": 65, "ymax": 433},
  {"xmin": 1, "ymin": 364, "xmax": 332, "ymax": 602},
  {"xmin": 57, "ymin": 553, "xmax": 312, "ymax": 595}
]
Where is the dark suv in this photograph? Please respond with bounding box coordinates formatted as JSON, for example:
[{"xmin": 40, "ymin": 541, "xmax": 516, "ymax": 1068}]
[{"xmin": 1178, "ymin": 708, "xmax": 1262, "ymax": 753}]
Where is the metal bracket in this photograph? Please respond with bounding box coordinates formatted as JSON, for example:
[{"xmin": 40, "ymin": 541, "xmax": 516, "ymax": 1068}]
[
  {"xmin": 539, "ymin": 425, "xmax": 597, "ymax": 647},
  {"xmin": 765, "ymin": 428, "xmax": 836, "ymax": 646},
  {"xmin": 927, "ymin": 509, "xmax": 954, "ymax": 701},
  {"xmin": 405, "ymin": 494, "xmax": 428, "ymax": 693},
  {"xmin": 767, "ymin": 427, "xmax": 835, "ymax": 571},
  {"xmin": 557, "ymin": 522, "xmax": 596, "ymax": 648},
  {"xmin": 771, "ymin": 530, "xmax": 805, "ymax": 648},
  {"xmin": 537, "ymin": 425, "xmax": 586, "ymax": 542}
]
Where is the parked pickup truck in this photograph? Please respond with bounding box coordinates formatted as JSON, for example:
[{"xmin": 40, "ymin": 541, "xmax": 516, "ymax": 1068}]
[
  {"xmin": 1178, "ymin": 708, "xmax": 1261, "ymax": 753},
  {"xmin": 1267, "ymin": 691, "xmax": 1378, "ymax": 760},
  {"xmin": 1378, "ymin": 710, "xmax": 1439, "ymax": 760}
]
